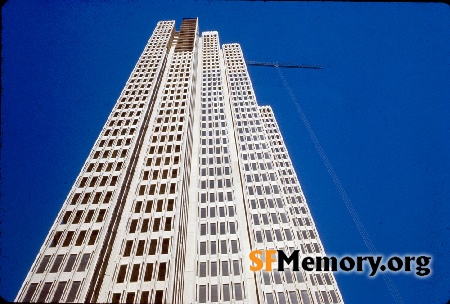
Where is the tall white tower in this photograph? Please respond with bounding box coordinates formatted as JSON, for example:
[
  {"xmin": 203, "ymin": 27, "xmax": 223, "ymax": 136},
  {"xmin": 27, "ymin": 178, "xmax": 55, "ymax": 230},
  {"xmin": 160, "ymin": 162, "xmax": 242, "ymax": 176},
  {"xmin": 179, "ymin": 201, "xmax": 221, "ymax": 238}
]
[{"xmin": 16, "ymin": 18, "xmax": 343, "ymax": 304}]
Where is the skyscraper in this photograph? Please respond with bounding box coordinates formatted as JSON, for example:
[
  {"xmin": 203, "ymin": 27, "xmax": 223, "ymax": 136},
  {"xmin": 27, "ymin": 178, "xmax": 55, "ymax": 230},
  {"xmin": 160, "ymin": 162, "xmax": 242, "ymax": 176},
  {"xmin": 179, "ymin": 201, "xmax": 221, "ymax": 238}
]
[{"xmin": 16, "ymin": 18, "xmax": 343, "ymax": 304}]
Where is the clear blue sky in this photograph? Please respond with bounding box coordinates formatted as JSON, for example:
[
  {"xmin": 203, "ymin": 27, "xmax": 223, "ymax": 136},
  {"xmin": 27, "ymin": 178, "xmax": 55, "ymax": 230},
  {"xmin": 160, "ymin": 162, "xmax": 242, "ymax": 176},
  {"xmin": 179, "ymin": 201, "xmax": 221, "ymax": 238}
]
[{"xmin": 2, "ymin": 1, "xmax": 449, "ymax": 303}]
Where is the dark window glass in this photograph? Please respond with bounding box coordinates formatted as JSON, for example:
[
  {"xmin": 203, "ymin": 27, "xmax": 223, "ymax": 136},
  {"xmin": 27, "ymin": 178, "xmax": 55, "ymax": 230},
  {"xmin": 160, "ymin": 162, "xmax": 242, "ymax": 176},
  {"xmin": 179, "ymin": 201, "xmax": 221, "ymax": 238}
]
[
  {"xmin": 136, "ymin": 240, "xmax": 145, "ymax": 256},
  {"xmin": 130, "ymin": 264, "xmax": 140, "ymax": 282},
  {"xmin": 51, "ymin": 282, "xmax": 67, "ymax": 303},
  {"xmin": 117, "ymin": 265, "xmax": 127, "ymax": 283},
  {"xmin": 62, "ymin": 231, "xmax": 74, "ymax": 247},
  {"xmin": 50, "ymin": 255, "xmax": 64, "ymax": 273},
  {"xmin": 77, "ymin": 253, "xmax": 90, "ymax": 272},
  {"xmin": 161, "ymin": 238, "xmax": 169, "ymax": 254},
  {"xmin": 88, "ymin": 230, "xmax": 99, "ymax": 245},
  {"xmin": 149, "ymin": 239, "xmax": 157, "ymax": 255},
  {"xmin": 157, "ymin": 263, "xmax": 166, "ymax": 281},
  {"xmin": 23, "ymin": 283, "xmax": 38, "ymax": 302},
  {"xmin": 154, "ymin": 291, "xmax": 164, "ymax": 304},
  {"xmin": 144, "ymin": 263, "xmax": 153, "ymax": 281},
  {"xmin": 126, "ymin": 292, "xmax": 135, "ymax": 303},
  {"xmin": 36, "ymin": 255, "xmax": 51, "ymax": 273},
  {"xmin": 66, "ymin": 281, "xmax": 81, "ymax": 302},
  {"xmin": 37, "ymin": 282, "xmax": 52, "ymax": 302},
  {"xmin": 63, "ymin": 254, "xmax": 77, "ymax": 272}
]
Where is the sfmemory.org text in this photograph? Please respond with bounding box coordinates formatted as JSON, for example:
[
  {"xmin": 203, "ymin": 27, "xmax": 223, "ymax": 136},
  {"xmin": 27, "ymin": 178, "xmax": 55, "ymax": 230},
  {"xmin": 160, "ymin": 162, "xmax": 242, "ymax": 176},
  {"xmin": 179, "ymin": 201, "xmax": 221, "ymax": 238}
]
[{"xmin": 249, "ymin": 250, "xmax": 431, "ymax": 277}]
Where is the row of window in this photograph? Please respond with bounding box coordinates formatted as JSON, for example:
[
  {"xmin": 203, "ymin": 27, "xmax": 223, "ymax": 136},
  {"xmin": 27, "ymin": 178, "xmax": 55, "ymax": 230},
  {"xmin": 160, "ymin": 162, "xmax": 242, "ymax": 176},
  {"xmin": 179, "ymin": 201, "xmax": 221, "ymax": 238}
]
[
  {"xmin": 36, "ymin": 252, "xmax": 90, "ymax": 274},
  {"xmin": 201, "ymin": 106, "xmax": 224, "ymax": 114},
  {"xmin": 116, "ymin": 262, "xmax": 166, "ymax": 283},
  {"xmin": 71, "ymin": 190, "xmax": 113, "ymax": 205},
  {"xmin": 111, "ymin": 290, "xmax": 164, "ymax": 304},
  {"xmin": 137, "ymin": 182, "xmax": 177, "ymax": 197},
  {"xmin": 86, "ymin": 161, "xmax": 123, "ymax": 173},
  {"xmin": 22, "ymin": 280, "xmax": 81, "ymax": 303},
  {"xmin": 197, "ymin": 259, "xmax": 241, "ymax": 277},
  {"xmin": 313, "ymin": 290, "xmax": 340, "ymax": 304},
  {"xmin": 200, "ymin": 122, "xmax": 227, "ymax": 131},
  {"xmin": 261, "ymin": 268, "xmax": 304, "ymax": 287},
  {"xmin": 252, "ymin": 212, "xmax": 288, "ymax": 225},
  {"xmin": 148, "ymin": 143, "xmax": 181, "ymax": 155},
  {"xmin": 79, "ymin": 173, "xmax": 120, "ymax": 188},
  {"xmin": 123, "ymin": 86, "xmax": 153, "ymax": 95},
  {"xmin": 91, "ymin": 148, "xmax": 129, "ymax": 160},
  {"xmin": 284, "ymin": 185, "xmax": 302, "ymax": 195},
  {"xmin": 253, "ymin": 228, "xmax": 293, "ymax": 243},
  {"xmin": 199, "ymin": 178, "xmax": 232, "ymax": 190},
  {"xmin": 198, "ymin": 205, "xmax": 235, "ymax": 218},
  {"xmin": 203, "ymin": 63, "xmax": 220, "ymax": 68},
  {"xmin": 199, "ymin": 221, "xmax": 237, "ymax": 236},
  {"xmin": 113, "ymin": 109, "xmax": 141, "ymax": 118},
  {"xmin": 247, "ymin": 183, "xmax": 280, "ymax": 196},
  {"xmin": 61, "ymin": 207, "xmax": 107, "ymax": 225},
  {"xmin": 200, "ymin": 152, "xmax": 230, "ymax": 166},
  {"xmin": 122, "ymin": 237, "xmax": 170, "ymax": 257},
  {"xmin": 50, "ymin": 228, "xmax": 99, "ymax": 248},
  {"xmin": 265, "ymin": 290, "xmax": 315, "ymax": 304},
  {"xmin": 199, "ymin": 120, "xmax": 228, "ymax": 132},
  {"xmin": 198, "ymin": 189, "xmax": 234, "ymax": 203},
  {"xmin": 201, "ymin": 101, "xmax": 225, "ymax": 111},
  {"xmin": 249, "ymin": 198, "xmax": 283, "ymax": 210},
  {"xmin": 127, "ymin": 216, "xmax": 172, "ymax": 234},
  {"xmin": 133, "ymin": 199, "xmax": 175, "ymax": 214},
  {"xmin": 201, "ymin": 71, "xmax": 221, "ymax": 82},
  {"xmin": 198, "ymin": 282, "xmax": 244, "ymax": 303},
  {"xmin": 108, "ymin": 117, "xmax": 139, "ymax": 127},
  {"xmin": 245, "ymin": 172, "xmax": 277, "ymax": 183},
  {"xmin": 292, "ymin": 205, "xmax": 309, "ymax": 216},
  {"xmin": 116, "ymin": 98, "xmax": 145, "ymax": 107},
  {"xmin": 199, "ymin": 239, "xmax": 239, "ymax": 255},
  {"xmin": 103, "ymin": 126, "xmax": 136, "ymax": 138}
]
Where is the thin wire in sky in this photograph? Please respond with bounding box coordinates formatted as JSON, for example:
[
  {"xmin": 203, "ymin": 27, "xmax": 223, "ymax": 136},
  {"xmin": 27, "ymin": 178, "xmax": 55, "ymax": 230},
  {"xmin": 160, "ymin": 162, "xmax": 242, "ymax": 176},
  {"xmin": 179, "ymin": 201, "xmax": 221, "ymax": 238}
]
[{"xmin": 275, "ymin": 67, "xmax": 405, "ymax": 304}]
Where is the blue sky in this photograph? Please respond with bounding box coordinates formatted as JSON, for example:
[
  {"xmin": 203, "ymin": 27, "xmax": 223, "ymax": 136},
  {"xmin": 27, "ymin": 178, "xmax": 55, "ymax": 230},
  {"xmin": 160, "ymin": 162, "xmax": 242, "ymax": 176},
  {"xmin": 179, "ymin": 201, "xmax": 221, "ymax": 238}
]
[{"xmin": 1, "ymin": 1, "xmax": 449, "ymax": 303}]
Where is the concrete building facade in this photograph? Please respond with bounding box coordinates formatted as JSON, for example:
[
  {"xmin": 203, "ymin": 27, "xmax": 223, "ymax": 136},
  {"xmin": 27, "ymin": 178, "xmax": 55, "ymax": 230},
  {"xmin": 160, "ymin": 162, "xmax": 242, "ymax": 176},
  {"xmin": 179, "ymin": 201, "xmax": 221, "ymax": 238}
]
[{"xmin": 16, "ymin": 18, "xmax": 343, "ymax": 304}]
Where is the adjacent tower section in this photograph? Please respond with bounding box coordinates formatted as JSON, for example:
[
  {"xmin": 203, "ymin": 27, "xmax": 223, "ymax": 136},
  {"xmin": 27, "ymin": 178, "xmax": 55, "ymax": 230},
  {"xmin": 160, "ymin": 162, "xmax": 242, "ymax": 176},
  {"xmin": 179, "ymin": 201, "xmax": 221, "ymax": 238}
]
[
  {"xmin": 16, "ymin": 19, "xmax": 343, "ymax": 304},
  {"xmin": 96, "ymin": 18, "xmax": 199, "ymax": 304},
  {"xmin": 182, "ymin": 31, "xmax": 257, "ymax": 304},
  {"xmin": 259, "ymin": 106, "xmax": 342, "ymax": 304},
  {"xmin": 222, "ymin": 44, "xmax": 342, "ymax": 304},
  {"xmin": 15, "ymin": 20, "xmax": 176, "ymax": 304}
]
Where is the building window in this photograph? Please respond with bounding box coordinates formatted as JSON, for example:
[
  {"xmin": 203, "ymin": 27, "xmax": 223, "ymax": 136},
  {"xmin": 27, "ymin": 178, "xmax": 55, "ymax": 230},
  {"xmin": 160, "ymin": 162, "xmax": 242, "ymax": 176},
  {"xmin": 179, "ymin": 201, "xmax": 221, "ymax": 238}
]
[
  {"xmin": 77, "ymin": 253, "xmax": 90, "ymax": 272},
  {"xmin": 157, "ymin": 263, "xmax": 166, "ymax": 280},
  {"xmin": 66, "ymin": 281, "xmax": 81, "ymax": 302},
  {"xmin": 117, "ymin": 265, "xmax": 127, "ymax": 283},
  {"xmin": 130, "ymin": 264, "xmax": 140, "ymax": 282},
  {"xmin": 136, "ymin": 240, "xmax": 145, "ymax": 256},
  {"xmin": 123, "ymin": 240, "xmax": 133, "ymax": 257},
  {"xmin": 149, "ymin": 239, "xmax": 157, "ymax": 255},
  {"xmin": 36, "ymin": 255, "xmax": 51, "ymax": 273},
  {"xmin": 144, "ymin": 263, "xmax": 153, "ymax": 281},
  {"xmin": 37, "ymin": 282, "xmax": 52, "ymax": 303},
  {"xmin": 88, "ymin": 230, "xmax": 99, "ymax": 245},
  {"xmin": 51, "ymin": 282, "xmax": 67, "ymax": 303},
  {"xmin": 50, "ymin": 255, "xmax": 64, "ymax": 273},
  {"xmin": 199, "ymin": 285, "xmax": 207, "ymax": 303}
]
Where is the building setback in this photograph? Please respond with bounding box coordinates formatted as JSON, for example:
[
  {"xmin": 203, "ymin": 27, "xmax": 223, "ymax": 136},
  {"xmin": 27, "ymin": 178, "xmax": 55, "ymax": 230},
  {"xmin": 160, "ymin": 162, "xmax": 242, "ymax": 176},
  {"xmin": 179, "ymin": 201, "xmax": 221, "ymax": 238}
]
[{"xmin": 16, "ymin": 18, "xmax": 343, "ymax": 304}]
